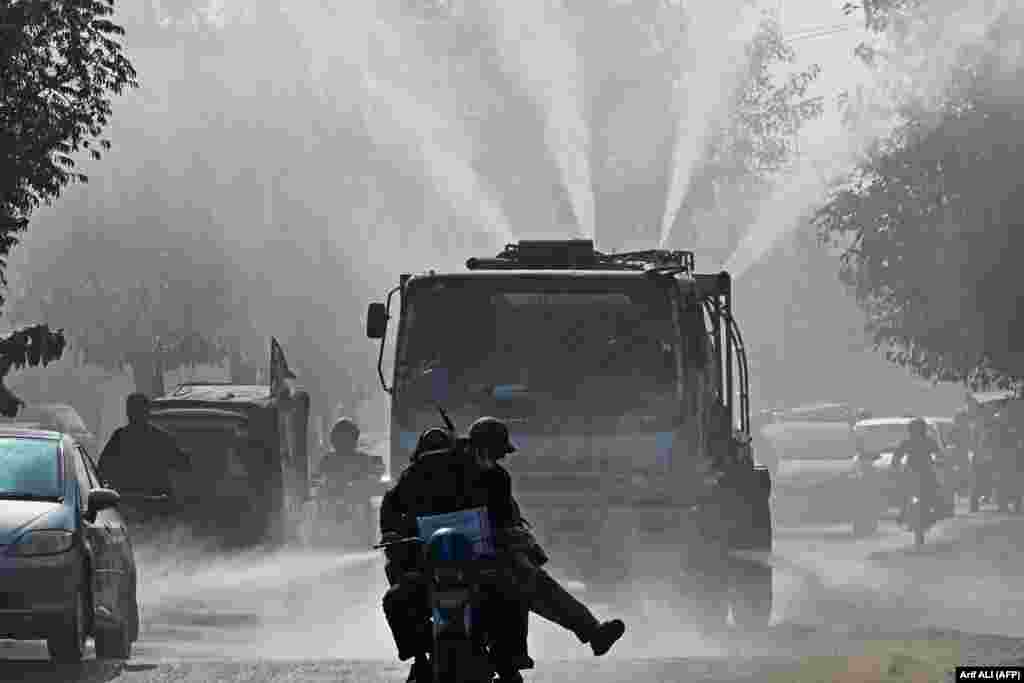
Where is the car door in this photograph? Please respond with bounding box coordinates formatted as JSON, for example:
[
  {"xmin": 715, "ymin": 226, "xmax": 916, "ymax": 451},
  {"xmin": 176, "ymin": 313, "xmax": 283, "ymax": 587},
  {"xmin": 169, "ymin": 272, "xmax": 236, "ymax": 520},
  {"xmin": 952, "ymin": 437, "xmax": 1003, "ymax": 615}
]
[
  {"xmin": 82, "ymin": 444, "xmax": 137, "ymax": 636},
  {"xmin": 69, "ymin": 441, "xmax": 122, "ymax": 627}
]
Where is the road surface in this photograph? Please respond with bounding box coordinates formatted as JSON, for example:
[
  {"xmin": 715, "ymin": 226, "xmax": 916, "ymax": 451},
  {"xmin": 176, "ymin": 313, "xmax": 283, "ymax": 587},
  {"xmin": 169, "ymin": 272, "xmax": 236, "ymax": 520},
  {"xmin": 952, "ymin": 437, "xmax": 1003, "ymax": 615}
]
[{"xmin": 3, "ymin": 507, "xmax": 1024, "ymax": 682}]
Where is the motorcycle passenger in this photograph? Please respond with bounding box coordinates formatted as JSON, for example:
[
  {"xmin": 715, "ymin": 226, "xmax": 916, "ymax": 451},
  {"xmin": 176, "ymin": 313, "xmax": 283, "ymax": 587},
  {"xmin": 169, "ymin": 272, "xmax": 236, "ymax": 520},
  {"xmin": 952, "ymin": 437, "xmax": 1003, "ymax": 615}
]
[
  {"xmin": 380, "ymin": 418, "xmax": 626, "ymax": 683},
  {"xmin": 893, "ymin": 417, "xmax": 941, "ymax": 525},
  {"xmin": 466, "ymin": 417, "xmax": 626, "ymax": 658}
]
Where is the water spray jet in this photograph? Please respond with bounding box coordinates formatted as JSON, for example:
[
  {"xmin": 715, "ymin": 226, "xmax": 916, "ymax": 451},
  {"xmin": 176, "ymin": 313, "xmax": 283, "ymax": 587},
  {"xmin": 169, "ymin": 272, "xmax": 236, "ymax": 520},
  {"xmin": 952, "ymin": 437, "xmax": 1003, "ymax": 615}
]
[
  {"xmin": 658, "ymin": 2, "xmax": 764, "ymax": 250},
  {"xmin": 283, "ymin": 2, "xmax": 515, "ymax": 246},
  {"xmin": 481, "ymin": 0, "xmax": 594, "ymax": 240}
]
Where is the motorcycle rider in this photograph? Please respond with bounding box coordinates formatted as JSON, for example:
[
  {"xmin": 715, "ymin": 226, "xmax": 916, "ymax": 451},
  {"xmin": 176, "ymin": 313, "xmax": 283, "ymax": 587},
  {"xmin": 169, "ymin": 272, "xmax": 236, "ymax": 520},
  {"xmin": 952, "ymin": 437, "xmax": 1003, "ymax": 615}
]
[
  {"xmin": 317, "ymin": 417, "xmax": 381, "ymax": 542},
  {"xmin": 989, "ymin": 408, "xmax": 1023, "ymax": 513},
  {"xmin": 892, "ymin": 417, "xmax": 941, "ymax": 525},
  {"xmin": 319, "ymin": 416, "xmax": 385, "ymax": 497},
  {"xmin": 380, "ymin": 417, "xmax": 626, "ymax": 683}
]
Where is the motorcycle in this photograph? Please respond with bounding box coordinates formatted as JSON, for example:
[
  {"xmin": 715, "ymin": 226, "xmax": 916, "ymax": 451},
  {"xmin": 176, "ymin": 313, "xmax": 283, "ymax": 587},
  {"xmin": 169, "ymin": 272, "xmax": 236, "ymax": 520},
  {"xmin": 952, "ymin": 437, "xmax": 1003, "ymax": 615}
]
[{"xmin": 375, "ymin": 508, "xmax": 500, "ymax": 683}]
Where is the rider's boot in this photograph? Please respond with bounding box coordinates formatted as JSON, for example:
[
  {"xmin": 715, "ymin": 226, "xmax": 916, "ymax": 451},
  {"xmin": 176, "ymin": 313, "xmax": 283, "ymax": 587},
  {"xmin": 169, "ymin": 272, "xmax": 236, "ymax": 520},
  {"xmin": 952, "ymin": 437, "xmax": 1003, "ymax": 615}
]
[
  {"xmin": 406, "ymin": 654, "xmax": 430, "ymax": 683},
  {"xmin": 586, "ymin": 619, "xmax": 626, "ymax": 656}
]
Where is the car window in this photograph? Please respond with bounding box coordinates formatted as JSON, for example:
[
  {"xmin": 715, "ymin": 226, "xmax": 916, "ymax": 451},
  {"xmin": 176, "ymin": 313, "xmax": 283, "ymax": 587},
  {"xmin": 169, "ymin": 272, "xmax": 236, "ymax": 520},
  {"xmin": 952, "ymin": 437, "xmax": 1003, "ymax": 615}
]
[
  {"xmin": 934, "ymin": 423, "xmax": 954, "ymax": 447},
  {"xmin": 0, "ymin": 437, "xmax": 62, "ymax": 499},
  {"xmin": 855, "ymin": 423, "xmax": 909, "ymax": 454},
  {"xmin": 67, "ymin": 442, "xmax": 92, "ymax": 512},
  {"xmin": 77, "ymin": 445, "xmax": 99, "ymax": 489},
  {"xmin": 52, "ymin": 406, "xmax": 89, "ymax": 433}
]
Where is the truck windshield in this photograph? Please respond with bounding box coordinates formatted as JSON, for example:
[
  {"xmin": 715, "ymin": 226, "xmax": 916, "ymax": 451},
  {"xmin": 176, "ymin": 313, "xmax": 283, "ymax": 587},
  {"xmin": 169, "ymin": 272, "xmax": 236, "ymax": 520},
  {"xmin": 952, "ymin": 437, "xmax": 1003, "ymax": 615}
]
[{"xmin": 396, "ymin": 277, "xmax": 680, "ymax": 425}]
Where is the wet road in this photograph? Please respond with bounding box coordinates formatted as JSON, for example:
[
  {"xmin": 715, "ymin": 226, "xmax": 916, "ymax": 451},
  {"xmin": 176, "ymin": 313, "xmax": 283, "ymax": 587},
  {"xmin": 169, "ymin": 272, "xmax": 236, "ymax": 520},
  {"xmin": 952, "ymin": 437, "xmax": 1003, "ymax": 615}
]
[{"xmin": 3, "ymin": 507, "xmax": 1024, "ymax": 682}]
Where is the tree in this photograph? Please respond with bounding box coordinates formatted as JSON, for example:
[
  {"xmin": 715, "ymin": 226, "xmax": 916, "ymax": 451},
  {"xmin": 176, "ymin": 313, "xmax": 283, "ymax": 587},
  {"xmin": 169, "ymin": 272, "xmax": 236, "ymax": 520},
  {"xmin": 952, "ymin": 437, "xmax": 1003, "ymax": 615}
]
[
  {"xmin": 816, "ymin": 2, "xmax": 1024, "ymax": 390},
  {"xmin": 1, "ymin": 1, "xmax": 137, "ymax": 407},
  {"xmin": 14, "ymin": 194, "xmax": 239, "ymax": 397},
  {"xmin": 0, "ymin": 0, "xmax": 137, "ymax": 294},
  {"xmin": 0, "ymin": 324, "xmax": 67, "ymax": 416},
  {"xmin": 577, "ymin": 4, "xmax": 822, "ymax": 257}
]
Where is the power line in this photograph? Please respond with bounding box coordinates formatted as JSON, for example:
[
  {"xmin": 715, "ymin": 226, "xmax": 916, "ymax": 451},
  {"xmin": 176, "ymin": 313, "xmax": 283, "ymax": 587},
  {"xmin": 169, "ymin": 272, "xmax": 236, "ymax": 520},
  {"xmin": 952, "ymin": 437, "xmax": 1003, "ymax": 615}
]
[{"xmin": 784, "ymin": 22, "xmax": 856, "ymax": 43}]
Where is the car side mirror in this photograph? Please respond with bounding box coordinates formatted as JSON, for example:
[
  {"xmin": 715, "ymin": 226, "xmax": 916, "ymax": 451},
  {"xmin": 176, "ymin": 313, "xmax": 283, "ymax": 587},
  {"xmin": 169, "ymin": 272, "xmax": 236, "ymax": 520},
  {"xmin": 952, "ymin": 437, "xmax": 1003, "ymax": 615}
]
[
  {"xmin": 87, "ymin": 488, "xmax": 120, "ymax": 517},
  {"xmin": 367, "ymin": 302, "xmax": 388, "ymax": 339}
]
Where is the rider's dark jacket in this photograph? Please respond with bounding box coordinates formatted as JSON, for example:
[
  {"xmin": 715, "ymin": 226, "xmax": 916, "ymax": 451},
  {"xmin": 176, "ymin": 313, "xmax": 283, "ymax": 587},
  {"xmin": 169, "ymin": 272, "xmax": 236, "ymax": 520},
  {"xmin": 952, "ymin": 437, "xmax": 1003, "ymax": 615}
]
[{"xmin": 379, "ymin": 444, "xmax": 543, "ymax": 578}]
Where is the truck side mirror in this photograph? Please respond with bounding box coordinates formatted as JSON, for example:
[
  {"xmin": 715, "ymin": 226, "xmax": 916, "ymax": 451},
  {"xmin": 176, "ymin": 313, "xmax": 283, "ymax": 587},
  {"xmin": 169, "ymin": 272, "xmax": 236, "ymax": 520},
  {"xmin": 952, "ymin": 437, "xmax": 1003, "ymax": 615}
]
[{"xmin": 367, "ymin": 302, "xmax": 388, "ymax": 339}]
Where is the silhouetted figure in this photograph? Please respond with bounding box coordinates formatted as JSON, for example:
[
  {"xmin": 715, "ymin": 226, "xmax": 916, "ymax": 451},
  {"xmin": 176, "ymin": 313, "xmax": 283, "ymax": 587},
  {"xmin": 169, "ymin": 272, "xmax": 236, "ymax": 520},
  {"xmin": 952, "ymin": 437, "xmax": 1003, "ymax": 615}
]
[
  {"xmin": 318, "ymin": 417, "xmax": 377, "ymax": 497},
  {"xmin": 97, "ymin": 393, "xmax": 190, "ymax": 495},
  {"xmin": 380, "ymin": 417, "xmax": 625, "ymax": 683}
]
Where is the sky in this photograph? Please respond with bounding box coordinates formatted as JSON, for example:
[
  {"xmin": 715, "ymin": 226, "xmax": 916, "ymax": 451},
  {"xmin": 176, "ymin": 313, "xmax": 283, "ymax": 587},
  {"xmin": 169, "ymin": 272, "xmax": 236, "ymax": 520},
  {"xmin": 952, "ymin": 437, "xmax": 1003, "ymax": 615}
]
[{"xmin": 778, "ymin": 0, "xmax": 871, "ymax": 134}]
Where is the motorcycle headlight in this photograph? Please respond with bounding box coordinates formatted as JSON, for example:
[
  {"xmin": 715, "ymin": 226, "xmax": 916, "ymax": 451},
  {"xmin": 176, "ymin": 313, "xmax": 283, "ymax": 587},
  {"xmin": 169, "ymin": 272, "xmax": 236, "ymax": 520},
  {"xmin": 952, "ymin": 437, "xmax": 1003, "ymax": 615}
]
[{"xmin": 8, "ymin": 530, "xmax": 74, "ymax": 557}]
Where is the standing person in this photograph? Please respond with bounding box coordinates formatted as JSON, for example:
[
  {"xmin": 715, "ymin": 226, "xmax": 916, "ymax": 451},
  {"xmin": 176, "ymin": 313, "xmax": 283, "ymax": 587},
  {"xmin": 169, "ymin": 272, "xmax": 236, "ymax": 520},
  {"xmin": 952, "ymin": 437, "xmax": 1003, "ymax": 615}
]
[{"xmin": 97, "ymin": 392, "xmax": 191, "ymax": 495}]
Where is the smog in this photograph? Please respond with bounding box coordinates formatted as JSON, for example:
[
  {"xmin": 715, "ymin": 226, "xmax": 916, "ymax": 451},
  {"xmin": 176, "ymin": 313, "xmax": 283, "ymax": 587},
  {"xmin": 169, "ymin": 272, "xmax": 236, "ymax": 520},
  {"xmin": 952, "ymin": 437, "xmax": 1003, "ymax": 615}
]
[{"xmin": 4, "ymin": 0, "xmax": 1024, "ymax": 680}]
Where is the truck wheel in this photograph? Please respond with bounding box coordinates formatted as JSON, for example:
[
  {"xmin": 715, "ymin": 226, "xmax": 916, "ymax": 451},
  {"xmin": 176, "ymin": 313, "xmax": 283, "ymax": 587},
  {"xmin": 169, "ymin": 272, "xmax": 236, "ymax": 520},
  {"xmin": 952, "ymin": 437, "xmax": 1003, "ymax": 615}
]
[{"xmin": 730, "ymin": 558, "xmax": 772, "ymax": 630}]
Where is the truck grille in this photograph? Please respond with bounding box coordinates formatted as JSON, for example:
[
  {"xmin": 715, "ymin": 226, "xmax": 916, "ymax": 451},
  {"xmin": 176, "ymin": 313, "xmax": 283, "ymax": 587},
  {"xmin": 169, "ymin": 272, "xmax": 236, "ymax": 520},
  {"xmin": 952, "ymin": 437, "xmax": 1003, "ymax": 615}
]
[{"xmin": 0, "ymin": 592, "xmax": 27, "ymax": 610}]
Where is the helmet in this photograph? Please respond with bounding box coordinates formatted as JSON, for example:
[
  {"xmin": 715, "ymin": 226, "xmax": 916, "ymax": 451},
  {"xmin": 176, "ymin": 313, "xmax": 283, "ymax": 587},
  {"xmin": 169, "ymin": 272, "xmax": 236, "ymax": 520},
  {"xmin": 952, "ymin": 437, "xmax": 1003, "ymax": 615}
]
[
  {"xmin": 331, "ymin": 417, "xmax": 360, "ymax": 441},
  {"xmin": 468, "ymin": 416, "xmax": 516, "ymax": 455},
  {"xmin": 908, "ymin": 417, "xmax": 927, "ymax": 434},
  {"xmin": 413, "ymin": 427, "xmax": 454, "ymax": 461}
]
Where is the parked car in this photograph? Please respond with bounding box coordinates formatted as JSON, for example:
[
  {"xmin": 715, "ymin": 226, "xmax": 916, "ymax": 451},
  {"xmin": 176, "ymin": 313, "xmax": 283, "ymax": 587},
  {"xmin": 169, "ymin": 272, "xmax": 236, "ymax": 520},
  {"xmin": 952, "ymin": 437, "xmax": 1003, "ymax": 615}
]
[
  {"xmin": 853, "ymin": 417, "xmax": 957, "ymax": 518},
  {"xmin": 760, "ymin": 417, "xmax": 860, "ymax": 526},
  {"xmin": 0, "ymin": 425, "xmax": 139, "ymax": 661}
]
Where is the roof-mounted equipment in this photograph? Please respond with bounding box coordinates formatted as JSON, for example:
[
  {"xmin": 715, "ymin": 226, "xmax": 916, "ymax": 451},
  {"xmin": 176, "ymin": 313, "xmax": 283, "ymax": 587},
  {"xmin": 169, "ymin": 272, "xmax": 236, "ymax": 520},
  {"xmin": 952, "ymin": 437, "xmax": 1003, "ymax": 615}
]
[{"xmin": 465, "ymin": 239, "xmax": 695, "ymax": 275}]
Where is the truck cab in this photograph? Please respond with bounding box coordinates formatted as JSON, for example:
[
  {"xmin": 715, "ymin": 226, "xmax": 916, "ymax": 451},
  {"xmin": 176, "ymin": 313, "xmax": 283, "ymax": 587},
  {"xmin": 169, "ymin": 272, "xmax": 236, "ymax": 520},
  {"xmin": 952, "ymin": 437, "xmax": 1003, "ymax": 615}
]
[{"xmin": 368, "ymin": 240, "xmax": 772, "ymax": 628}]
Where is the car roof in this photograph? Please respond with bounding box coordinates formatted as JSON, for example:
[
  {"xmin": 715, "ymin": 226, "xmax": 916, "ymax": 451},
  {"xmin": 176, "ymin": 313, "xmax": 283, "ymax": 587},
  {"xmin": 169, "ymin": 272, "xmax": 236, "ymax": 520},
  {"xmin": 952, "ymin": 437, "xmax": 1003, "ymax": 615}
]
[
  {"xmin": 855, "ymin": 417, "xmax": 944, "ymax": 427},
  {"xmin": 22, "ymin": 402, "xmax": 75, "ymax": 411},
  {"xmin": 0, "ymin": 425, "xmax": 66, "ymax": 440}
]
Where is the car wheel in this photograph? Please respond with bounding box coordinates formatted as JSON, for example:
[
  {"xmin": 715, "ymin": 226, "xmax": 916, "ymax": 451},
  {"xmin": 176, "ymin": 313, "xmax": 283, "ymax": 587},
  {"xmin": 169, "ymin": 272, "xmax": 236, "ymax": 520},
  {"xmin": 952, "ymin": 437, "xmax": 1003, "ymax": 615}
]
[
  {"xmin": 124, "ymin": 579, "xmax": 140, "ymax": 643},
  {"xmin": 94, "ymin": 619, "xmax": 132, "ymax": 660},
  {"xmin": 47, "ymin": 586, "xmax": 87, "ymax": 663}
]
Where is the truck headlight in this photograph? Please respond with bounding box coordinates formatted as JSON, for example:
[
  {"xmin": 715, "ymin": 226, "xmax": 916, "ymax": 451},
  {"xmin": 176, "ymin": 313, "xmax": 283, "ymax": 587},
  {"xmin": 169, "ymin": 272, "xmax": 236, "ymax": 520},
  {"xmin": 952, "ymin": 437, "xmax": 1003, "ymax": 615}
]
[{"xmin": 9, "ymin": 530, "xmax": 74, "ymax": 557}]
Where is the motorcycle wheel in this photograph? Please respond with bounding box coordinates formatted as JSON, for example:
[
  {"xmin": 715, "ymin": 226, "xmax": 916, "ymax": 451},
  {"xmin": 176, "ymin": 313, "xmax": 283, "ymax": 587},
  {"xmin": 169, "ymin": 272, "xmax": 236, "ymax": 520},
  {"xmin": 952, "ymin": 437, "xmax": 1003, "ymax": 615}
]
[{"xmin": 433, "ymin": 637, "xmax": 492, "ymax": 683}]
